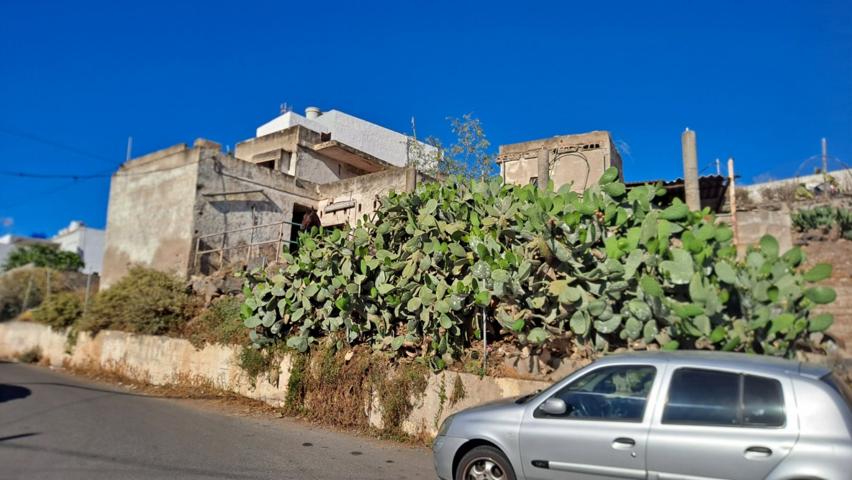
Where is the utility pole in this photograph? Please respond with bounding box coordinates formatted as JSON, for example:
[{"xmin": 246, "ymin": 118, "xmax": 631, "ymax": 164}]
[
  {"xmin": 125, "ymin": 136, "xmax": 133, "ymax": 163},
  {"xmin": 715, "ymin": 158, "xmax": 721, "ymax": 176},
  {"xmin": 681, "ymin": 128, "xmax": 701, "ymax": 211}
]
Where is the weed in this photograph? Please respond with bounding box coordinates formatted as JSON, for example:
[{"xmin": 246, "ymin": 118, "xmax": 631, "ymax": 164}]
[
  {"xmin": 17, "ymin": 347, "xmax": 42, "ymax": 364},
  {"xmin": 184, "ymin": 296, "xmax": 247, "ymax": 349},
  {"xmin": 449, "ymin": 373, "xmax": 466, "ymax": 406}
]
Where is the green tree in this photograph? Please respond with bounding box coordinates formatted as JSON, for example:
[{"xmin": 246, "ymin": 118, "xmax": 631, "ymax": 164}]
[
  {"xmin": 407, "ymin": 113, "xmax": 495, "ymax": 180},
  {"xmin": 447, "ymin": 113, "xmax": 494, "ymax": 180},
  {"xmin": 3, "ymin": 244, "xmax": 84, "ymax": 272}
]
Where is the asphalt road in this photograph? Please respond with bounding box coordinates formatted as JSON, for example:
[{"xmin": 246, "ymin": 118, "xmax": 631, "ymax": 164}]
[{"xmin": 0, "ymin": 361, "xmax": 435, "ymax": 480}]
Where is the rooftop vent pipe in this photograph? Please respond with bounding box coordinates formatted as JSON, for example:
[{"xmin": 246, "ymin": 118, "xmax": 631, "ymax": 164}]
[{"xmin": 305, "ymin": 107, "xmax": 321, "ymax": 120}]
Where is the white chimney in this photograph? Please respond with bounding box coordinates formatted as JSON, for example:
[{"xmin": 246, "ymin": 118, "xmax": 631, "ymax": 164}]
[{"xmin": 305, "ymin": 106, "xmax": 321, "ymax": 120}]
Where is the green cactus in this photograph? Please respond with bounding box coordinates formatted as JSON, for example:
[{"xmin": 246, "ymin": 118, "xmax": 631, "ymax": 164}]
[{"xmin": 239, "ymin": 168, "xmax": 837, "ymax": 368}]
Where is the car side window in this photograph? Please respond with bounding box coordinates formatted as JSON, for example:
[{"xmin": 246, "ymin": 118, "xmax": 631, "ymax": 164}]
[
  {"xmin": 539, "ymin": 365, "xmax": 656, "ymax": 422},
  {"xmin": 663, "ymin": 368, "xmax": 786, "ymax": 428},
  {"xmin": 743, "ymin": 375, "xmax": 785, "ymax": 427}
]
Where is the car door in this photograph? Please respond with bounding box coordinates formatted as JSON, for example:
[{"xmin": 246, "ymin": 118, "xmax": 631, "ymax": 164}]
[
  {"xmin": 646, "ymin": 366, "xmax": 798, "ymax": 480},
  {"xmin": 519, "ymin": 363, "xmax": 663, "ymax": 480}
]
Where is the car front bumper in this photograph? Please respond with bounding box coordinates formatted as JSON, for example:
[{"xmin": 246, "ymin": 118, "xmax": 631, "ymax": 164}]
[{"xmin": 432, "ymin": 435, "xmax": 468, "ymax": 480}]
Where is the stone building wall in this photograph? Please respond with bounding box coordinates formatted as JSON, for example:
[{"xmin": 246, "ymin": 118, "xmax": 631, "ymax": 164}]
[
  {"xmin": 191, "ymin": 153, "xmax": 321, "ymax": 273},
  {"xmin": 497, "ymin": 131, "xmax": 622, "ymax": 192},
  {"xmin": 316, "ymin": 167, "xmax": 419, "ymax": 227},
  {"xmin": 101, "ymin": 143, "xmax": 202, "ymax": 288}
]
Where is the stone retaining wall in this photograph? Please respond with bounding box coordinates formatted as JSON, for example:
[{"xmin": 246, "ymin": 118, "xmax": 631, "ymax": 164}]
[{"xmin": 0, "ymin": 321, "xmax": 548, "ymax": 437}]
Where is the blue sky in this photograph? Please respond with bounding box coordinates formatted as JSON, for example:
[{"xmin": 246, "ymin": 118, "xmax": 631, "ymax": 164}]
[{"xmin": 1, "ymin": 0, "xmax": 850, "ymax": 236}]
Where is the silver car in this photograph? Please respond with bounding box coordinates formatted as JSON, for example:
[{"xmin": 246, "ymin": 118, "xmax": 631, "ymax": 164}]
[{"xmin": 433, "ymin": 351, "xmax": 852, "ymax": 480}]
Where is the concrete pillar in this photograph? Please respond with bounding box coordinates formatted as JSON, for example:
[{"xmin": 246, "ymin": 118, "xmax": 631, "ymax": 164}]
[
  {"xmin": 681, "ymin": 128, "xmax": 700, "ymax": 210},
  {"xmin": 537, "ymin": 148, "xmax": 550, "ymax": 191}
]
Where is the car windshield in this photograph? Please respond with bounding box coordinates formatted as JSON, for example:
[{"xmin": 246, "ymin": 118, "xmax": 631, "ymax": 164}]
[{"xmin": 821, "ymin": 373, "xmax": 852, "ymax": 411}]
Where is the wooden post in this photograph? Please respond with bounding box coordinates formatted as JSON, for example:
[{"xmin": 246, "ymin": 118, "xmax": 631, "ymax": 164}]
[{"xmin": 728, "ymin": 157, "xmax": 738, "ymax": 248}]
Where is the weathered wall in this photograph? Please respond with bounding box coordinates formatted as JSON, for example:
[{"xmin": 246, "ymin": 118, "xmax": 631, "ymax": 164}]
[
  {"xmin": 295, "ymin": 146, "xmax": 366, "ymax": 184},
  {"xmin": 498, "ymin": 131, "xmax": 622, "ymax": 192},
  {"xmin": 0, "ymin": 321, "xmax": 548, "ymax": 438},
  {"xmin": 741, "ymin": 168, "xmax": 852, "ymax": 203},
  {"xmin": 316, "ymin": 167, "xmax": 417, "ymax": 227},
  {"xmin": 192, "ymin": 153, "xmax": 320, "ymax": 272},
  {"xmin": 101, "ymin": 144, "xmax": 201, "ymax": 288},
  {"xmin": 719, "ymin": 207, "xmax": 794, "ymax": 255},
  {"xmin": 235, "ymin": 125, "xmax": 368, "ymax": 185}
]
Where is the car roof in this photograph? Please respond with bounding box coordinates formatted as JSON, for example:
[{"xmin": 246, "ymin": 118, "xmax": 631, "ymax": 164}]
[{"xmin": 593, "ymin": 350, "xmax": 831, "ymax": 379}]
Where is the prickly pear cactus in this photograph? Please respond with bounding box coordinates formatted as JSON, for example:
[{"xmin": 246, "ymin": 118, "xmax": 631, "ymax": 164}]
[{"xmin": 241, "ymin": 169, "xmax": 836, "ymax": 368}]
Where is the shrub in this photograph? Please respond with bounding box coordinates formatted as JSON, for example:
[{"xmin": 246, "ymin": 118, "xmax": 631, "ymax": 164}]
[
  {"xmin": 79, "ymin": 267, "xmax": 190, "ymax": 335},
  {"xmin": 242, "ymin": 170, "xmax": 836, "ymax": 368},
  {"xmin": 184, "ymin": 296, "xmax": 248, "ymax": 348},
  {"xmin": 0, "ymin": 268, "xmax": 66, "ymax": 321},
  {"xmin": 31, "ymin": 292, "xmax": 83, "ymax": 328}
]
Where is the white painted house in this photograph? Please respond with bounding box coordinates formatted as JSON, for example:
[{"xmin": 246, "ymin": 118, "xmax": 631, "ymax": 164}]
[{"xmin": 51, "ymin": 221, "xmax": 105, "ymax": 274}]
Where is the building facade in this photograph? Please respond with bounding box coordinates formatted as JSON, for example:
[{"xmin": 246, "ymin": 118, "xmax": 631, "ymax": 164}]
[
  {"xmin": 496, "ymin": 131, "xmax": 622, "ymax": 192},
  {"xmin": 101, "ymin": 108, "xmax": 431, "ymax": 287}
]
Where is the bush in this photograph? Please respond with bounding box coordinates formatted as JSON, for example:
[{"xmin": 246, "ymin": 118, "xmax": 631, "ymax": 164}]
[
  {"xmin": 0, "ymin": 268, "xmax": 69, "ymax": 321},
  {"xmin": 31, "ymin": 292, "xmax": 84, "ymax": 328},
  {"xmin": 79, "ymin": 267, "xmax": 191, "ymax": 335},
  {"xmin": 242, "ymin": 170, "xmax": 836, "ymax": 368},
  {"xmin": 184, "ymin": 296, "xmax": 248, "ymax": 348}
]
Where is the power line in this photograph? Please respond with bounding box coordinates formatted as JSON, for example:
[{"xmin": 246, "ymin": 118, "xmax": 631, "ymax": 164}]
[
  {"xmin": 0, "ymin": 170, "xmax": 110, "ymax": 180},
  {"xmin": 0, "ymin": 126, "xmax": 120, "ymax": 167}
]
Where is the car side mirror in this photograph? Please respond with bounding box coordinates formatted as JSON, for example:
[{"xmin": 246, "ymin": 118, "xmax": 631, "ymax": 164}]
[{"xmin": 539, "ymin": 397, "xmax": 567, "ymax": 416}]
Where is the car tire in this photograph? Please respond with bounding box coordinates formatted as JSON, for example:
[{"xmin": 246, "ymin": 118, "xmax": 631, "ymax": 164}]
[{"xmin": 455, "ymin": 445, "xmax": 516, "ymax": 480}]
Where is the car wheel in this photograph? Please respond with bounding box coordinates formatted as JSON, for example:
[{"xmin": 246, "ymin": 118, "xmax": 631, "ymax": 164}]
[{"xmin": 455, "ymin": 445, "xmax": 516, "ymax": 480}]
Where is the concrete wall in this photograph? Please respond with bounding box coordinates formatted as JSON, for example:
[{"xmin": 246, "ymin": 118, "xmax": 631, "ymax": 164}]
[
  {"xmin": 295, "ymin": 147, "xmax": 366, "ymax": 184},
  {"xmin": 498, "ymin": 131, "xmax": 622, "ymax": 193},
  {"xmin": 316, "ymin": 167, "xmax": 417, "ymax": 227},
  {"xmin": 101, "ymin": 144, "xmax": 201, "ymax": 288},
  {"xmin": 0, "ymin": 321, "xmax": 549, "ymax": 438},
  {"xmin": 742, "ymin": 168, "xmax": 852, "ymax": 203},
  {"xmin": 718, "ymin": 207, "xmax": 794, "ymax": 255},
  {"xmin": 192, "ymin": 153, "xmax": 320, "ymax": 272}
]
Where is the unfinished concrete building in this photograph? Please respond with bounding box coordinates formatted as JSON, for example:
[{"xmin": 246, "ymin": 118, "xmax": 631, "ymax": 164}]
[
  {"xmin": 101, "ymin": 107, "xmax": 430, "ymax": 287},
  {"xmin": 496, "ymin": 131, "xmax": 623, "ymax": 192}
]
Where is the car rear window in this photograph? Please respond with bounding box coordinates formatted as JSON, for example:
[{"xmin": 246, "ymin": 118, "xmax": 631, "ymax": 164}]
[
  {"xmin": 663, "ymin": 368, "xmax": 786, "ymax": 428},
  {"xmin": 663, "ymin": 368, "xmax": 740, "ymax": 426},
  {"xmin": 821, "ymin": 373, "xmax": 852, "ymax": 411}
]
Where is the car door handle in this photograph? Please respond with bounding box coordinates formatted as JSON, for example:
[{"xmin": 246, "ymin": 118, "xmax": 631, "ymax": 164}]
[
  {"xmin": 744, "ymin": 446, "xmax": 772, "ymax": 459},
  {"xmin": 612, "ymin": 437, "xmax": 636, "ymax": 450}
]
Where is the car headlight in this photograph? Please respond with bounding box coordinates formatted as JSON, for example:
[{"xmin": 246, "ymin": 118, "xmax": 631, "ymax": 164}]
[{"xmin": 437, "ymin": 414, "xmax": 455, "ymax": 437}]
